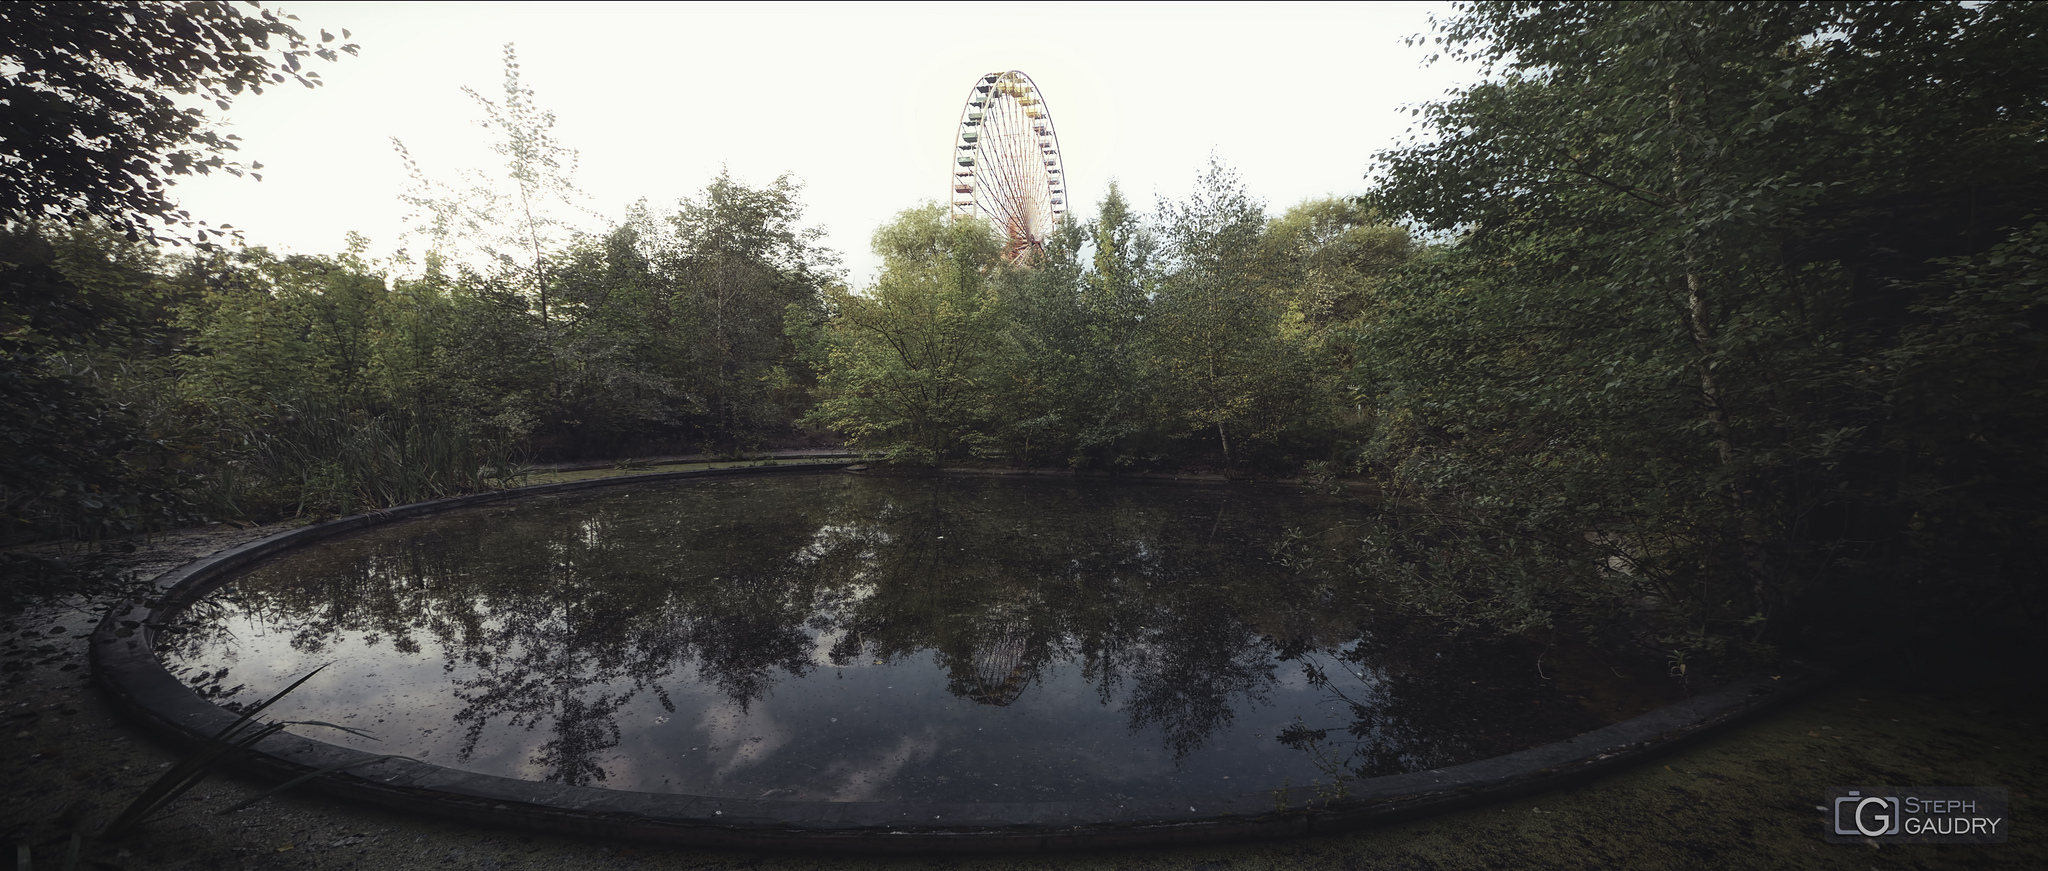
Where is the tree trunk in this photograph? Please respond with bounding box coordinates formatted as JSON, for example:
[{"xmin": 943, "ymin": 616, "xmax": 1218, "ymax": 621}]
[{"xmin": 1674, "ymin": 70, "xmax": 1773, "ymax": 631}]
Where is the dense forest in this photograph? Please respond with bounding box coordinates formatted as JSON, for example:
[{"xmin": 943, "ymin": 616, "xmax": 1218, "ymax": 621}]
[{"xmin": 4, "ymin": 1, "xmax": 2044, "ymax": 665}]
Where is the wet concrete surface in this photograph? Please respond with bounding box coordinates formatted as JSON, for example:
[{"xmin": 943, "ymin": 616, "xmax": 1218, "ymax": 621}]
[{"xmin": 4, "ymin": 519, "xmax": 2043, "ymax": 869}]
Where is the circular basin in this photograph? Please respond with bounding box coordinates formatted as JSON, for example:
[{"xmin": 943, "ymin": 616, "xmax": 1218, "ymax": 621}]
[{"xmin": 92, "ymin": 465, "xmax": 1821, "ymax": 852}]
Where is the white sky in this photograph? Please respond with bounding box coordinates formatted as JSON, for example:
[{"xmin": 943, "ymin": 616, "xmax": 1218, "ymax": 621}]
[{"xmin": 166, "ymin": 1, "xmax": 1478, "ymax": 284}]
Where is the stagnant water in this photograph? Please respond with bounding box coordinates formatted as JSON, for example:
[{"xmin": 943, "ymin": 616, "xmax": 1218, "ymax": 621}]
[{"xmin": 158, "ymin": 471, "xmax": 1665, "ymax": 804}]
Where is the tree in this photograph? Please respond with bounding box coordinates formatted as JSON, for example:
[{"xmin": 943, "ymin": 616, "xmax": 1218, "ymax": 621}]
[
  {"xmin": 657, "ymin": 171, "xmax": 839, "ymax": 452},
  {"xmin": 546, "ymin": 219, "xmax": 694, "ymax": 453},
  {"xmin": 804, "ymin": 206, "xmax": 1008, "ymax": 463},
  {"xmin": 396, "ymin": 43, "xmax": 592, "ymax": 423},
  {"xmin": 981, "ymin": 207, "xmax": 1088, "ymax": 465},
  {"xmin": 1258, "ymin": 198, "xmax": 1414, "ymax": 460},
  {"xmin": 0, "ymin": 1, "xmax": 356, "ymax": 243},
  {"xmin": 174, "ymin": 248, "xmax": 386, "ymax": 414},
  {"xmin": 1, "ymin": 226, "xmax": 187, "ymax": 543},
  {"xmin": 529, "ymin": 174, "xmax": 840, "ymax": 457},
  {"xmin": 1146, "ymin": 160, "xmax": 1295, "ymax": 465},
  {"xmin": 1361, "ymin": 1, "xmax": 2048, "ymax": 654},
  {"xmin": 1259, "ymin": 198, "xmax": 1410, "ymax": 334},
  {"xmin": 1, "ymin": 2, "xmax": 355, "ymax": 554},
  {"xmin": 1066, "ymin": 182, "xmax": 1162, "ymax": 466}
]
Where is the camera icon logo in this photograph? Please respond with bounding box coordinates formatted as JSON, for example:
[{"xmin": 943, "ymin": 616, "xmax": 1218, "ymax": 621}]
[{"xmin": 1833, "ymin": 790, "xmax": 1901, "ymax": 837}]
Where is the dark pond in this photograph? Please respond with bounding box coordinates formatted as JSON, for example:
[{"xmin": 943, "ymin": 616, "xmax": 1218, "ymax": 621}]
[{"xmin": 158, "ymin": 471, "xmax": 1671, "ymax": 803}]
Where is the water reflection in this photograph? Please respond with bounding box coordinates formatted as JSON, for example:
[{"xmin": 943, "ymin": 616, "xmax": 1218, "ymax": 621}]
[{"xmin": 161, "ymin": 473, "xmax": 1653, "ymax": 800}]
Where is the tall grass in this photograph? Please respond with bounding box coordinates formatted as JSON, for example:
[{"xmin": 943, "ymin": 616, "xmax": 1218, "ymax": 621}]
[
  {"xmin": 196, "ymin": 398, "xmax": 531, "ymax": 519},
  {"xmin": 96, "ymin": 665, "xmax": 412, "ymax": 841}
]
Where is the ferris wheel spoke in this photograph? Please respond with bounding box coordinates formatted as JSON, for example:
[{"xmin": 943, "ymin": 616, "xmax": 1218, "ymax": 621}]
[{"xmin": 948, "ymin": 70, "xmax": 1066, "ymax": 263}]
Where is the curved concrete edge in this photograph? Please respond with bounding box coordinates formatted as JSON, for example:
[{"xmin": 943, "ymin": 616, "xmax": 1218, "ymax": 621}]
[
  {"xmin": 91, "ymin": 466, "xmax": 1835, "ymax": 853},
  {"xmin": 925, "ymin": 467, "xmax": 1233, "ymax": 484},
  {"xmin": 531, "ymin": 450, "xmax": 860, "ymax": 474}
]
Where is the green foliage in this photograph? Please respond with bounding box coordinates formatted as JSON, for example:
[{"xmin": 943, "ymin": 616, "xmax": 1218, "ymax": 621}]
[
  {"xmin": 227, "ymin": 397, "xmax": 526, "ymax": 517},
  {"xmin": 651, "ymin": 171, "xmax": 840, "ymax": 452},
  {"xmin": 804, "ymin": 206, "xmax": 1009, "ymax": 463},
  {"xmin": 1257, "ymin": 197, "xmax": 1415, "ymax": 461},
  {"xmin": 803, "ymin": 170, "xmax": 1416, "ymax": 473},
  {"xmin": 942, "ymin": 182, "xmax": 1166, "ymax": 469},
  {"xmin": 1358, "ymin": 0, "xmax": 2048, "ymax": 654},
  {"xmin": 1145, "ymin": 161, "xmax": 1293, "ymax": 463},
  {"xmin": 393, "ymin": 42, "xmax": 596, "ymax": 450},
  {"xmin": 1873, "ymin": 220, "xmax": 2048, "ymax": 589},
  {"xmin": 393, "ymin": 50, "xmax": 836, "ymax": 458},
  {"xmin": 0, "ymin": 226, "xmax": 189, "ymax": 543},
  {"xmin": 0, "ymin": 1, "xmax": 356, "ymax": 243},
  {"xmin": 1, "ymin": 31, "xmax": 852, "ymax": 560},
  {"xmin": 1261, "ymin": 197, "xmax": 1411, "ymax": 335},
  {"xmin": 1064, "ymin": 183, "xmax": 1162, "ymax": 465},
  {"xmin": 167, "ymin": 248, "xmax": 530, "ymax": 518},
  {"xmin": 174, "ymin": 249, "xmax": 356, "ymax": 413},
  {"xmin": 546, "ymin": 220, "xmax": 695, "ymax": 452},
  {"xmin": 984, "ymin": 206, "xmax": 1093, "ymax": 465},
  {"xmin": 532, "ymin": 173, "xmax": 840, "ymax": 457}
]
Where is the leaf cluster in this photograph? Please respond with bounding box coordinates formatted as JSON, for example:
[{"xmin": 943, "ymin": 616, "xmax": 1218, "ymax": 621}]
[
  {"xmin": 0, "ymin": 1, "xmax": 358, "ymax": 243},
  {"xmin": 803, "ymin": 168, "xmax": 1418, "ymax": 471},
  {"xmin": 1356, "ymin": 0, "xmax": 2048, "ymax": 657}
]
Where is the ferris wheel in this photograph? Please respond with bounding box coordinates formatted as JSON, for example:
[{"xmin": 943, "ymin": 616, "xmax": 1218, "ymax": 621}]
[{"xmin": 950, "ymin": 70, "xmax": 1067, "ymax": 263}]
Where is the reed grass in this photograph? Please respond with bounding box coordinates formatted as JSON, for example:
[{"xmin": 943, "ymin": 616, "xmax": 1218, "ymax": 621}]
[
  {"xmin": 101, "ymin": 664, "xmax": 414, "ymax": 839},
  {"xmin": 196, "ymin": 398, "xmax": 531, "ymax": 520}
]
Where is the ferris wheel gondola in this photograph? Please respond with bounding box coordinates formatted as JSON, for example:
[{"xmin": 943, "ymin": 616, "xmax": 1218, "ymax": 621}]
[{"xmin": 948, "ymin": 70, "xmax": 1067, "ymax": 263}]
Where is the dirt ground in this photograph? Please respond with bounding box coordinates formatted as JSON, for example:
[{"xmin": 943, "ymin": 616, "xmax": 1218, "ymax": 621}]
[{"xmin": 3, "ymin": 519, "xmax": 2042, "ymax": 870}]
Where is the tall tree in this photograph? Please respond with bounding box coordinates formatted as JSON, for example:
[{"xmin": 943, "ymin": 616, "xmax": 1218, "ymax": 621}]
[
  {"xmin": 546, "ymin": 219, "xmax": 691, "ymax": 452},
  {"xmin": 658, "ymin": 171, "xmax": 839, "ymax": 452},
  {"xmin": 174, "ymin": 249, "xmax": 386, "ymax": 414},
  {"xmin": 982, "ymin": 209, "xmax": 1086, "ymax": 465},
  {"xmin": 1, "ymin": 1, "xmax": 353, "ymax": 549},
  {"xmin": 1362, "ymin": 1, "xmax": 2048, "ymax": 652},
  {"xmin": 804, "ymin": 206, "xmax": 1007, "ymax": 463},
  {"xmin": 395, "ymin": 43, "xmax": 592, "ymax": 420},
  {"xmin": 1146, "ymin": 160, "xmax": 1293, "ymax": 465},
  {"xmin": 1070, "ymin": 182, "xmax": 1162, "ymax": 466},
  {"xmin": 1257, "ymin": 198, "xmax": 1414, "ymax": 459},
  {"xmin": 1259, "ymin": 198, "xmax": 1410, "ymax": 335}
]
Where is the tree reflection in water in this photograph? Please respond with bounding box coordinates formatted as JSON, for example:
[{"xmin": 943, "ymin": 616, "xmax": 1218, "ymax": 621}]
[{"xmin": 160, "ymin": 474, "xmax": 1638, "ymax": 796}]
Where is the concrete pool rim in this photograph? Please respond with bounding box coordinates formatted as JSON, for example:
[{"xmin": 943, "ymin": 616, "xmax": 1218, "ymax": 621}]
[{"xmin": 91, "ymin": 462, "xmax": 1834, "ymax": 853}]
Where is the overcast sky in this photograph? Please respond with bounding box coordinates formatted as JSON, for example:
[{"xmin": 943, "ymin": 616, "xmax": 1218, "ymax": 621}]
[{"xmin": 166, "ymin": 1, "xmax": 1479, "ymax": 284}]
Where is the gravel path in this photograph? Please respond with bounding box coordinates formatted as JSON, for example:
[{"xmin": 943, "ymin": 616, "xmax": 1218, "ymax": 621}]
[{"xmin": 3, "ymin": 519, "xmax": 2041, "ymax": 869}]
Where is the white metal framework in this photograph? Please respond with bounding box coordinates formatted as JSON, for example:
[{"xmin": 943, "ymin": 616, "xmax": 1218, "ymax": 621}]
[{"xmin": 949, "ymin": 70, "xmax": 1067, "ymax": 263}]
